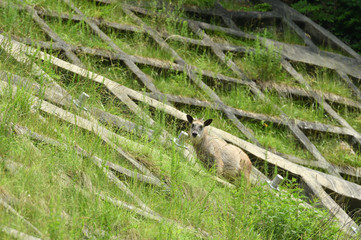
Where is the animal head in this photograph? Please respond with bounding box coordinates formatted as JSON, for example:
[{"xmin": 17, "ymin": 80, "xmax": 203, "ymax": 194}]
[{"xmin": 186, "ymin": 114, "xmax": 213, "ymax": 143}]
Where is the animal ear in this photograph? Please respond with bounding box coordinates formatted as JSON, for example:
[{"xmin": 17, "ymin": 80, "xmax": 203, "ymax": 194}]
[
  {"xmin": 204, "ymin": 119, "xmax": 213, "ymax": 126},
  {"xmin": 186, "ymin": 114, "xmax": 194, "ymax": 124}
]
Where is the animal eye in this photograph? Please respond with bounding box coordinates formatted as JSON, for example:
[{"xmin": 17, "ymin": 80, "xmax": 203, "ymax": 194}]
[
  {"xmin": 199, "ymin": 126, "xmax": 203, "ymax": 130},
  {"xmin": 191, "ymin": 124, "xmax": 194, "ymax": 128}
]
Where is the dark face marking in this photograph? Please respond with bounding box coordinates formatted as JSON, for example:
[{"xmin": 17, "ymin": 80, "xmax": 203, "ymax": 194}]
[
  {"xmin": 190, "ymin": 121, "xmax": 204, "ymax": 139},
  {"xmin": 187, "ymin": 115, "xmax": 213, "ymax": 141}
]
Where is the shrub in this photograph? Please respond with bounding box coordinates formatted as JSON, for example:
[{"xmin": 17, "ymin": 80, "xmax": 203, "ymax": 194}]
[{"xmin": 242, "ymin": 35, "xmax": 284, "ymax": 81}]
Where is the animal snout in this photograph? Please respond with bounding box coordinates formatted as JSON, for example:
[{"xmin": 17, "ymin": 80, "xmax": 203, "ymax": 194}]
[{"xmin": 192, "ymin": 132, "xmax": 198, "ymax": 137}]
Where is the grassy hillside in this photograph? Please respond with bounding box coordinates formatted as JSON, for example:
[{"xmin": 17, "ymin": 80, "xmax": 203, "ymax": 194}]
[{"xmin": 0, "ymin": 0, "xmax": 360, "ymax": 239}]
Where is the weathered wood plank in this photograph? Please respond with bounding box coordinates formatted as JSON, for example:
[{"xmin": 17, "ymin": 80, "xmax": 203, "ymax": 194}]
[
  {"xmin": 0, "ymin": 35, "xmax": 73, "ymax": 107},
  {"xmin": 13, "ymin": 123, "xmax": 166, "ymax": 189},
  {"xmin": 184, "ymin": 3, "xmax": 280, "ymax": 21},
  {"xmin": 274, "ymin": 42, "xmax": 361, "ymax": 79},
  {"xmin": 281, "ymin": 17, "xmax": 318, "ymax": 51},
  {"xmin": 337, "ymin": 70, "xmax": 361, "ymax": 102},
  {"xmin": 0, "ymin": 198, "xmax": 43, "ymax": 238},
  {"xmin": 93, "ymin": 0, "xmax": 116, "ymax": 4},
  {"xmin": 0, "ymin": 157, "xmax": 24, "ymax": 175},
  {"xmin": 260, "ymin": 81, "xmax": 361, "ymax": 111},
  {"xmin": 0, "ymin": 71, "xmax": 73, "ymax": 107},
  {"xmin": 122, "ymin": 5, "xmax": 185, "ymax": 65},
  {"xmin": 0, "ymin": 225, "xmax": 42, "ymax": 240},
  {"xmin": 91, "ymin": 108, "xmax": 154, "ymax": 140},
  {"xmin": 93, "ymin": 191, "xmax": 209, "ymax": 238},
  {"xmin": 302, "ymin": 175, "xmax": 358, "ymax": 235},
  {"xmin": 74, "ymin": 144, "xmax": 167, "ymax": 210},
  {"xmin": 34, "ymin": 8, "xmax": 143, "ymax": 33}
]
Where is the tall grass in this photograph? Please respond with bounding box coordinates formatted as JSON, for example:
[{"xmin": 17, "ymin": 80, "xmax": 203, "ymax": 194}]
[{"xmin": 0, "ymin": 0, "xmax": 359, "ymax": 239}]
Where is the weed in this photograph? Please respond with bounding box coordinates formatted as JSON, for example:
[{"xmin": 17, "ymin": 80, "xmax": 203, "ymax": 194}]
[
  {"xmin": 0, "ymin": 76, "xmax": 33, "ymax": 127},
  {"xmin": 239, "ymin": 35, "xmax": 285, "ymax": 82}
]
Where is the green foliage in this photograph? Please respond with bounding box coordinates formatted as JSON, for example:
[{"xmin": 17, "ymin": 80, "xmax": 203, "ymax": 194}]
[
  {"xmin": 249, "ymin": 182, "xmax": 340, "ymax": 239},
  {"xmin": 289, "ymin": 0, "xmax": 361, "ymax": 53},
  {"xmin": 253, "ymin": 3, "xmax": 272, "ymax": 12},
  {"xmin": 183, "ymin": 0, "xmax": 217, "ymax": 8},
  {"xmin": 242, "ymin": 35, "xmax": 284, "ymax": 81},
  {"xmin": 0, "ymin": 3, "xmax": 46, "ymax": 40},
  {"xmin": 220, "ymin": 1, "xmax": 272, "ymax": 12}
]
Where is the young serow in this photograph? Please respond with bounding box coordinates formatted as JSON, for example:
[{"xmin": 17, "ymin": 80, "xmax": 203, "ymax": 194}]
[{"xmin": 186, "ymin": 114, "xmax": 252, "ymax": 181}]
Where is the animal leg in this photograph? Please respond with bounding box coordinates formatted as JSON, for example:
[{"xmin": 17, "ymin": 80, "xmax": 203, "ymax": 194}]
[{"xmin": 215, "ymin": 153, "xmax": 224, "ymax": 176}]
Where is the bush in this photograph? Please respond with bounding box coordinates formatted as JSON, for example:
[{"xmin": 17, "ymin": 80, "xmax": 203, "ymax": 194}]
[
  {"xmin": 246, "ymin": 181, "xmax": 341, "ymax": 239},
  {"xmin": 242, "ymin": 35, "xmax": 284, "ymax": 81}
]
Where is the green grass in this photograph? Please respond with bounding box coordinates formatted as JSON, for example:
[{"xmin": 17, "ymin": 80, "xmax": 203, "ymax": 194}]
[
  {"xmin": 0, "ymin": 4, "xmax": 47, "ymax": 41},
  {"xmin": 165, "ymin": 0, "xmax": 272, "ymax": 11},
  {"xmin": 245, "ymin": 121, "xmax": 313, "ymax": 159},
  {"xmin": 142, "ymin": 66, "xmax": 211, "ymax": 101},
  {"xmin": 221, "ymin": 1, "xmax": 272, "ymax": 12},
  {"xmin": 45, "ymin": 17, "xmax": 110, "ymax": 49},
  {"xmin": 295, "ymin": 64, "xmax": 356, "ymax": 99},
  {"xmin": 205, "ymin": 29, "xmax": 256, "ymax": 47},
  {"xmin": 139, "ymin": 10, "xmax": 199, "ymax": 40},
  {"xmin": 214, "ymin": 84, "xmax": 337, "ymax": 125},
  {"xmin": 46, "ymin": 18, "xmax": 173, "ymax": 61},
  {"xmin": 330, "ymin": 103, "xmax": 361, "ymax": 133},
  {"xmin": 25, "ymin": 0, "xmax": 74, "ymax": 14},
  {"xmin": 105, "ymin": 28, "xmax": 174, "ymax": 60},
  {"xmin": 169, "ymin": 41, "xmax": 238, "ymax": 77},
  {"xmin": 76, "ymin": 54, "xmax": 147, "ymax": 91},
  {"xmin": 308, "ymin": 132, "xmax": 361, "ymax": 167},
  {"xmin": 73, "ymin": 0, "xmax": 134, "ymax": 24},
  {"xmin": 0, "ymin": 0, "xmax": 359, "ymax": 239},
  {"xmin": 233, "ymin": 37, "xmax": 295, "ymax": 83},
  {"xmin": 179, "ymin": 0, "xmax": 217, "ymax": 8},
  {"xmin": 237, "ymin": 24, "xmax": 305, "ymax": 46},
  {"xmin": 262, "ymin": 26, "xmax": 305, "ymax": 45}
]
